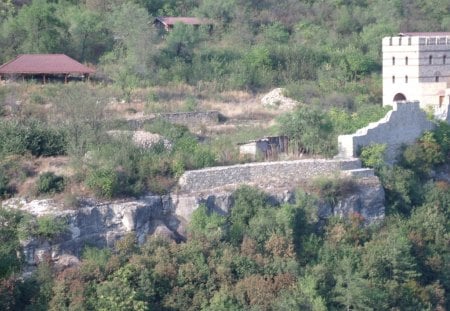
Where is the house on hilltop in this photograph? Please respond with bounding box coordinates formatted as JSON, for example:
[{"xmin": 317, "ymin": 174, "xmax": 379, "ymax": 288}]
[
  {"xmin": 154, "ymin": 16, "xmax": 213, "ymax": 32},
  {"xmin": 0, "ymin": 54, "xmax": 95, "ymax": 83},
  {"xmin": 383, "ymin": 32, "xmax": 450, "ymax": 116}
]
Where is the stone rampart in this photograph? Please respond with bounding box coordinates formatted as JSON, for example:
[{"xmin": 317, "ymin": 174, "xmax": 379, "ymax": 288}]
[
  {"xmin": 336, "ymin": 101, "xmax": 436, "ymax": 163},
  {"xmin": 178, "ymin": 158, "xmax": 362, "ymax": 193}
]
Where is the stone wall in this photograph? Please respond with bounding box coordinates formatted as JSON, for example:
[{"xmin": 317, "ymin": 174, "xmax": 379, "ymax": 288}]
[
  {"xmin": 128, "ymin": 110, "xmax": 220, "ymax": 129},
  {"xmin": 178, "ymin": 158, "xmax": 362, "ymax": 193},
  {"xmin": 336, "ymin": 101, "xmax": 436, "ymax": 163}
]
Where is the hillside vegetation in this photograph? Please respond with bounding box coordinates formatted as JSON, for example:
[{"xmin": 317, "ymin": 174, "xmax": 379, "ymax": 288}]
[{"xmin": 1, "ymin": 0, "xmax": 450, "ymax": 310}]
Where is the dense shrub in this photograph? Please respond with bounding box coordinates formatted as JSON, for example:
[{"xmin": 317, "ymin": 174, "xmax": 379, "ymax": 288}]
[
  {"xmin": 359, "ymin": 143, "xmax": 386, "ymax": 171},
  {"xmin": 312, "ymin": 176, "xmax": 357, "ymax": 206},
  {"xmin": 35, "ymin": 216, "xmax": 68, "ymax": 239},
  {"xmin": 86, "ymin": 168, "xmax": 119, "ymax": 198},
  {"xmin": 0, "ymin": 120, "xmax": 66, "ymax": 157},
  {"xmin": 36, "ymin": 172, "xmax": 65, "ymax": 195}
]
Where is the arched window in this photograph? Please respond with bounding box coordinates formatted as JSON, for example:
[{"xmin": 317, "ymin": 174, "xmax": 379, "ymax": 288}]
[
  {"xmin": 392, "ymin": 57, "xmax": 395, "ymax": 65},
  {"xmin": 405, "ymin": 75, "xmax": 408, "ymax": 83},
  {"xmin": 429, "ymin": 55, "xmax": 433, "ymax": 64},
  {"xmin": 444, "ymin": 55, "xmax": 447, "ymax": 64},
  {"xmin": 392, "ymin": 76, "xmax": 395, "ymax": 84},
  {"xmin": 405, "ymin": 56, "xmax": 408, "ymax": 65}
]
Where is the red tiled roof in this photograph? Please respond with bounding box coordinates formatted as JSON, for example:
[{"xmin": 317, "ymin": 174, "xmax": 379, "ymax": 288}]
[
  {"xmin": 0, "ymin": 54, "xmax": 95, "ymax": 75},
  {"xmin": 399, "ymin": 32, "xmax": 450, "ymax": 37},
  {"xmin": 155, "ymin": 16, "xmax": 212, "ymax": 26}
]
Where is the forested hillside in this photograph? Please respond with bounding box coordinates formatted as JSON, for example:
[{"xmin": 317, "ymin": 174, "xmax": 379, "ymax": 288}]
[
  {"xmin": 1, "ymin": 123, "xmax": 450, "ymax": 310},
  {"xmin": 1, "ymin": 0, "xmax": 449, "ymax": 94},
  {"xmin": 2, "ymin": 0, "xmax": 450, "ymax": 310}
]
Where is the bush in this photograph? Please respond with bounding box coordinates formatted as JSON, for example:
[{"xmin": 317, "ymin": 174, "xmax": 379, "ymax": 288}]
[
  {"xmin": 312, "ymin": 176, "xmax": 356, "ymax": 205},
  {"xmin": 86, "ymin": 168, "xmax": 119, "ymax": 198},
  {"xmin": 36, "ymin": 172, "xmax": 65, "ymax": 195},
  {"xmin": 35, "ymin": 215, "xmax": 68, "ymax": 239},
  {"xmin": 0, "ymin": 120, "xmax": 66, "ymax": 157},
  {"xmin": 0, "ymin": 173, "xmax": 14, "ymax": 199},
  {"xmin": 359, "ymin": 144, "xmax": 386, "ymax": 171}
]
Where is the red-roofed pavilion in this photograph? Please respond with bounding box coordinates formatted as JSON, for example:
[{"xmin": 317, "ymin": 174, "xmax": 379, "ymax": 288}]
[{"xmin": 0, "ymin": 54, "xmax": 95, "ymax": 83}]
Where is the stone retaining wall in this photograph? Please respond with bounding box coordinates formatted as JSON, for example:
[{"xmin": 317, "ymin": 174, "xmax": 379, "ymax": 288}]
[
  {"xmin": 128, "ymin": 111, "xmax": 220, "ymax": 129},
  {"xmin": 178, "ymin": 158, "xmax": 362, "ymax": 193}
]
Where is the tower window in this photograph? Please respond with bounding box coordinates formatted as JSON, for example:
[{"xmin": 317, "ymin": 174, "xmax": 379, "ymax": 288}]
[
  {"xmin": 392, "ymin": 76, "xmax": 395, "ymax": 83},
  {"xmin": 392, "ymin": 57, "xmax": 395, "ymax": 65},
  {"xmin": 436, "ymin": 76, "xmax": 439, "ymax": 82},
  {"xmin": 405, "ymin": 56, "xmax": 408, "ymax": 65},
  {"xmin": 429, "ymin": 55, "xmax": 433, "ymax": 64},
  {"xmin": 444, "ymin": 55, "xmax": 447, "ymax": 64},
  {"xmin": 405, "ymin": 75, "xmax": 408, "ymax": 83}
]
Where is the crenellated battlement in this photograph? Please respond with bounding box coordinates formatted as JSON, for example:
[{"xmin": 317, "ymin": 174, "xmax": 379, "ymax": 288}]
[{"xmin": 383, "ymin": 35, "xmax": 450, "ymax": 47}]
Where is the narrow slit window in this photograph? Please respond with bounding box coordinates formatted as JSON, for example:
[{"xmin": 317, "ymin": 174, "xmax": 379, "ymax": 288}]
[
  {"xmin": 392, "ymin": 57, "xmax": 395, "ymax": 65},
  {"xmin": 389, "ymin": 37, "xmax": 393, "ymax": 46},
  {"xmin": 429, "ymin": 55, "xmax": 433, "ymax": 64},
  {"xmin": 399, "ymin": 38, "xmax": 402, "ymax": 45},
  {"xmin": 408, "ymin": 37, "xmax": 411, "ymax": 45},
  {"xmin": 392, "ymin": 76, "xmax": 395, "ymax": 83},
  {"xmin": 405, "ymin": 56, "xmax": 408, "ymax": 65},
  {"xmin": 436, "ymin": 76, "xmax": 439, "ymax": 82},
  {"xmin": 405, "ymin": 75, "xmax": 408, "ymax": 83},
  {"xmin": 444, "ymin": 55, "xmax": 447, "ymax": 64}
]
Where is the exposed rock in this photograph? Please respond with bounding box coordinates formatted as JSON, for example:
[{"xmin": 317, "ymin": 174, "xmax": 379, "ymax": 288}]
[
  {"xmin": 261, "ymin": 88, "xmax": 299, "ymax": 111},
  {"xmin": 3, "ymin": 174, "xmax": 385, "ymax": 270},
  {"xmin": 3, "ymin": 195, "xmax": 179, "ymax": 267},
  {"xmin": 107, "ymin": 130, "xmax": 172, "ymax": 150}
]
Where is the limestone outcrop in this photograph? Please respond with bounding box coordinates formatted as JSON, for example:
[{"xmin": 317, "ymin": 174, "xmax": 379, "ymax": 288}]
[
  {"xmin": 261, "ymin": 88, "xmax": 299, "ymax": 111},
  {"xmin": 3, "ymin": 173, "xmax": 385, "ymax": 268}
]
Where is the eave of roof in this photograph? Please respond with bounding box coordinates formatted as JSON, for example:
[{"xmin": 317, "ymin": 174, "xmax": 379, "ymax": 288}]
[{"xmin": 0, "ymin": 54, "xmax": 95, "ymax": 75}]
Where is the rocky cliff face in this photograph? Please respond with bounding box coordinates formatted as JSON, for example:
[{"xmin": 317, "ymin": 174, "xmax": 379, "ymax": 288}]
[{"xmin": 2, "ymin": 176, "xmax": 385, "ymax": 269}]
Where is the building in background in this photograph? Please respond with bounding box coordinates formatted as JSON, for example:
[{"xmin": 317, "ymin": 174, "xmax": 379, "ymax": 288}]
[{"xmin": 382, "ymin": 32, "xmax": 450, "ymax": 117}]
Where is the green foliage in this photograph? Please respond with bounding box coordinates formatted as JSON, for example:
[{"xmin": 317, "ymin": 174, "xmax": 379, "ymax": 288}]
[
  {"xmin": 36, "ymin": 172, "xmax": 65, "ymax": 195},
  {"xmin": 379, "ymin": 166, "xmax": 423, "ymax": 215},
  {"xmin": 86, "ymin": 167, "xmax": 119, "ymax": 198},
  {"xmin": 278, "ymin": 106, "xmax": 335, "ymax": 156},
  {"xmin": 0, "ymin": 206, "xmax": 24, "ymax": 278},
  {"xmin": 189, "ymin": 204, "xmax": 226, "ymax": 240},
  {"xmin": 329, "ymin": 105, "xmax": 391, "ymax": 135},
  {"xmin": 359, "ymin": 143, "xmax": 386, "ymax": 171},
  {"xmin": 433, "ymin": 121, "xmax": 450, "ymax": 159},
  {"xmin": 400, "ymin": 130, "xmax": 446, "ymax": 178},
  {"xmin": 0, "ymin": 119, "xmax": 67, "ymax": 157},
  {"xmin": 313, "ymin": 176, "xmax": 356, "ymax": 206}
]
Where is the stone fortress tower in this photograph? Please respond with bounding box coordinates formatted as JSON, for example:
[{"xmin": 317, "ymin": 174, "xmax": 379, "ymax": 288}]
[{"xmin": 382, "ymin": 32, "xmax": 450, "ymax": 116}]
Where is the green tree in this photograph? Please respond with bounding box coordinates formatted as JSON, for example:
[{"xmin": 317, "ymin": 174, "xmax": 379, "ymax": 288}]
[
  {"xmin": 278, "ymin": 106, "xmax": 335, "ymax": 156},
  {"xmin": 101, "ymin": 2, "xmax": 155, "ymax": 84},
  {"xmin": 0, "ymin": 206, "xmax": 24, "ymax": 278},
  {"xmin": 65, "ymin": 7, "xmax": 113, "ymax": 63},
  {"xmin": 7, "ymin": 0, "xmax": 68, "ymax": 54}
]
